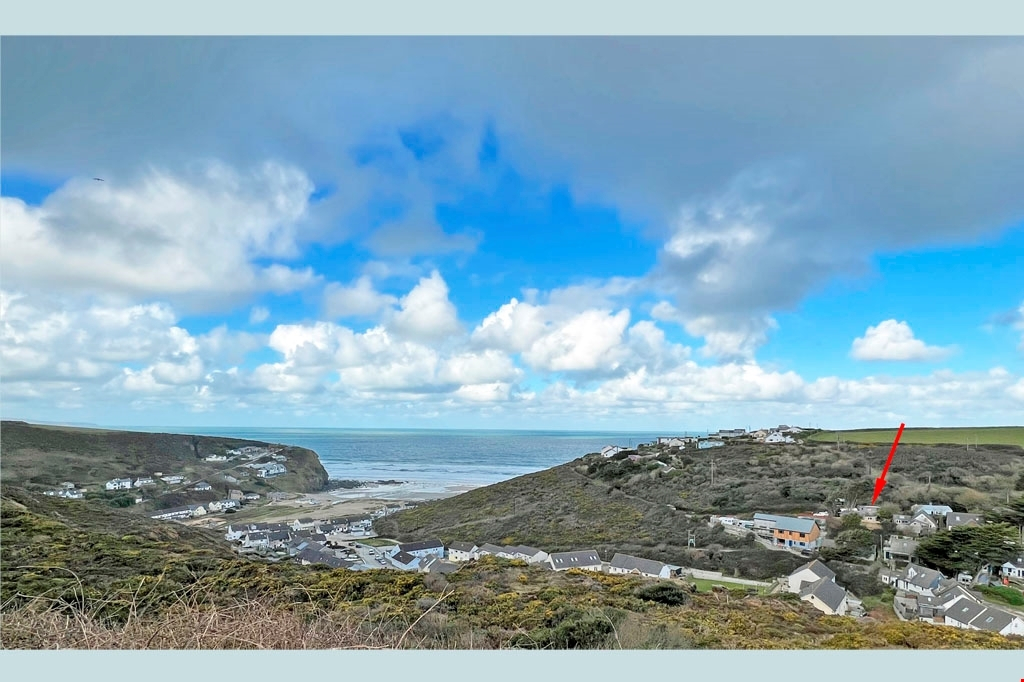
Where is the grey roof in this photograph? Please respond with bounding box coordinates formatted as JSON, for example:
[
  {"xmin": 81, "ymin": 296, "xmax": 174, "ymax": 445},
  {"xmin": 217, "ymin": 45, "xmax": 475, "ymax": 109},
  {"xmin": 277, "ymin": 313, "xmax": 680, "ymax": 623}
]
[
  {"xmin": 945, "ymin": 512, "xmax": 985, "ymax": 528},
  {"xmin": 428, "ymin": 561, "xmax": 460, "ymax": 575},
  {"xmin": 886, "ymin": 537, "xmax": 919, "ymax": 556},
  {"xmin": 398, "ymin": 539, "xmax": 444, "ymax": 553},
  {"xmin": 904, "ymin": 565, "xmax": 945, "ymax": 590},
  {"xmin": 609, "ymin": 553, "xmax": 668, "ymax": 576},
  {"xmin": 793, "ymin": 560, "xmax": 835, "ymax": 581},
  {"xmin": 753, "ymin": 513, "xmax": 816, "ymax": 533},
  {"xmin": 392, "ymin": 551, "xmax": 418, "ymax": 565},
  {"xmin": 549, "ymin": 550, "xmax": 602, "ymax": 568},
  {"xmin": 947, "ymin": 600, "xmax": 987, "ymax": 625},
  {"xmin": 911, "ymin": 504, "xmax": 953, "ymax": 516},
  {"xmin": 510, "ymin": 545, "xmax": 544, "ymax": 557},
  {"xmin": 892, "ymin": 514, "xmax": 913, "ymax": 523},
  {"xmin": 448, "ymin": 541, "xmax": 477, "ymax": 553},
  {"xmin": 800, "ymin": 577, "xmax": 847, "ymax": 613},
  {"xmin": 476, "ymin": 543, "xmax": 506, "ymax": 555},
  {"xmin": 971, "ymin": 607, "xmax": 1016, "ymax": 633},
  {"xmin": 267, "ymin": 530, "xmax": 290, "ymax": 541}
]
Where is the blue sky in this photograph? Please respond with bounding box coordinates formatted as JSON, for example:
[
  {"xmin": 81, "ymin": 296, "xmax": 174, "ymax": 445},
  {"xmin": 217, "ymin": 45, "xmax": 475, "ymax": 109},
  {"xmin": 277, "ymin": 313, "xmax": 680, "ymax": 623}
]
[{"xmin": 2, "ymin": 37, "xmax": 1023, "ymax": 430}]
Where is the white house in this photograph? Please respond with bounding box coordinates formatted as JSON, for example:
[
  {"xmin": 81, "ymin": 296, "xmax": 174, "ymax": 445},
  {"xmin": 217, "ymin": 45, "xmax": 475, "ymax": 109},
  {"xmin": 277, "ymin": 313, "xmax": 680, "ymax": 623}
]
[
  {"xmin": 192, "ymin": 481, "xmax": 212, "ymax": 491},
  {"xmin": 764, "ymin": 432, "xmax": 795, "ymax": 444},
  {"xmin": 1001, "ymin": 557, "xmax": 1024, "ymax": 581},
  {"xmin": 206, "ymin": 500, "xmax": 224, "ymax": 512},
  {"xmin": 150, "ymin": 506, "xmax": 194, "ymax": 521},
  {"xmin": 547, "ymin": 550, "xmax": 602, "ymax": 572},
  {"xmin": 395, "ymin": 540, "xmax": 445, "ymax": 559},
  {"xmin": 607, "ymin": 553, "xmax": 678, "ymax": 579},
  {"xmin": 133, "ymin": 477, "xmax": 156, "ymax": 488},
  {"xmin": 160, "ymin": 475, "xmax": 185, "ymax": 484},
  {"xmin": 188, "ymin": 504, "xmax": 207, "ymax": 516},
  {"xmin": 888, "ymin": 564, "xmax": 947, "ymax": 596},
  {"xmin": 105, "ymin": 478, "xmax": 133, "ymax": 491},
  {"xmin": 447, "ymin": 542, "xmax": 479, "ymax": 562},
  {"xmin": 256, "ymin": 463, "xmax": 287, "ymax": 478},
  {"xmin": 243, "ymin": 493, "xmax": 261, "ymax": 501},
  {"xmin": 204, "ymin": 454, "xmax": 228, "ymax": 462},
  {"xmin": 787, "ymin": 560, "xmax": 836, "ymax": 594},
  {"xmin": 505, "ymin": 545, "xmax": 549, "ymax": 564},
  {"xmin": 601, "ymin": 445, "xmax": 625, "ymax": 458},
  {"xmin": 799, "ymin": 577, "xmax": 849, "ymax": 616}
]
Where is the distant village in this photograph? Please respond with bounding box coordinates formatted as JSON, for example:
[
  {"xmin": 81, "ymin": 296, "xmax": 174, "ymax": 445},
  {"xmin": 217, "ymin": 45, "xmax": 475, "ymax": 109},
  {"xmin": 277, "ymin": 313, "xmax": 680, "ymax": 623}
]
[{"xmin": 66, "ymin": 429, "xmax": 1024, "ymax": 640}]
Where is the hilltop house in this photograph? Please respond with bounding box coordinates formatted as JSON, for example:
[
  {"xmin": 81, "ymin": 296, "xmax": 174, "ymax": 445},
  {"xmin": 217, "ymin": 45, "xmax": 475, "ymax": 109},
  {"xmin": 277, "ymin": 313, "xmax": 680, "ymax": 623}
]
[
  {"xmin": 192, "ymin": 481, "xmax": 212, "ymax": 491},
  {"xmin": 255, "ymin": 463, "xmax": 287, "ymax": 478},
  {"xmin": 548, "ymin": 550, "xmax": 603, "ymax": 572},
  {"xmin": 133, "ymin": 477, "xmax": 155, "ymax": 487},
  {"xmin": 204, "ymin": 454, "xmax": 228, "ymax": 462},
  {"xmin": 447, "ymin": 542, "xmax": 479, "ymax": 562},
  {"xmin": 601, "ymin": 445, "xmax": 625, "ymax": 457},
  {"xmin": 160, "ymin": 475, "xmax": 185, "ymax": 484},
  {"xmin": 608, "ymin": 553, "xmax": 680, "ymax": 579},
  {"xmin": 764, "ymin": 432, "xmax": 795, "ymax": 444},
  {"xmin": 945, "ymin": 512, "xmax": 985, "ymax": 529},
  {"xmin": 105, "ymin": 478, "xmax": 133, "ymax": 491}
]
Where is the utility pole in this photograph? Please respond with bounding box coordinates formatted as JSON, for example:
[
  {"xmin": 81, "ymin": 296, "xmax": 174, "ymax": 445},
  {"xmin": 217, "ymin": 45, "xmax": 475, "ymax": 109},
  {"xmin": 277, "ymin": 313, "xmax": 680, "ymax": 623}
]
[{"xmin": 710, "ymin": 459, "xmax": 716, "ymax": 487}]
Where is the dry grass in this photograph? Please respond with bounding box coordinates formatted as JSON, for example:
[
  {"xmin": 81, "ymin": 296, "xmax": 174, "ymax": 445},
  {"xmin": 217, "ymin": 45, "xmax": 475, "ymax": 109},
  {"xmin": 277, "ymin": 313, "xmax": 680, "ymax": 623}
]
[{"xmin": 0, "ymin": 570, "xmax": 455, "ymax": 650}]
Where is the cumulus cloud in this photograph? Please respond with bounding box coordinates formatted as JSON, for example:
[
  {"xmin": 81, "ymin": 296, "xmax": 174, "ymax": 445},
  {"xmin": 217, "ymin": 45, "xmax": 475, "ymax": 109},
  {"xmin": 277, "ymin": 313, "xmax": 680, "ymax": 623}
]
[
  {"xmin": 386, "ymin": 271, "xmax": 462, "ymax": 341},
  {"xmin": 0, "ymin": 161, "xmax": 319, "ymax": 309},
  {"xmin": 323, "ymin": 276, "xmax": 398, "ymax": 319},
  {"xmin": 249, "ymin": 306, "xmax": 270, "ymax": 324},
  {"xmin": 850, "ymin": 319, "xmax": 954, "ymax": 362}
]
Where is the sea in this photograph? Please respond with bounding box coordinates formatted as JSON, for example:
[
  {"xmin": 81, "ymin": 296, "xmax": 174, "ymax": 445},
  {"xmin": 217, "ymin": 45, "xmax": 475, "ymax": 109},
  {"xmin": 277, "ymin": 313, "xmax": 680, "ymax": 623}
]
[{"xmin": 133, "ymin": 427, "xmax": 679, "ymax": 493}]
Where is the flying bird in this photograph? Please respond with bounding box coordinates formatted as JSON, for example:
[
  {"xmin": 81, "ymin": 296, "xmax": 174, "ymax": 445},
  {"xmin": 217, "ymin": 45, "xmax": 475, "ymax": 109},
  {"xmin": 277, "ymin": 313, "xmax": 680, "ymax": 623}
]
[{"xmin": 93, "ymin": 177, "xmax": 105, "ymax": 182}]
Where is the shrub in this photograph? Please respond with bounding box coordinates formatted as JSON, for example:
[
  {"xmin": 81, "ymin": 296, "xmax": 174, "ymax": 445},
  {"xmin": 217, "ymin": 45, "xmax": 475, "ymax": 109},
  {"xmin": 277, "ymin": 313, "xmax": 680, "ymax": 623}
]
[{"xmin": 635, "ymin": 582, "xmax": 690, "ymax": 606}]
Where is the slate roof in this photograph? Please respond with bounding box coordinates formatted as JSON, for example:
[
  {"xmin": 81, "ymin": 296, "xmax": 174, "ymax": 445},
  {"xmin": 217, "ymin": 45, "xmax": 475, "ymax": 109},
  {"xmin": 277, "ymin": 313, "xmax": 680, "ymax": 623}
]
[
  {"xmin": 510, "ymin": 545, "xmax": 544, "ymax": 558},
  {"xmin": 392, "ymin": 551, "xmax": 418, "ymax": 566},
  {"xmin": 549, "ymin": 550, "xmax": 602, "ymax": 568},
  {"xmin": 886, "ymin": 537, "xmax": 919, "ymax": 556},
  {"xmin": 800, "ymin": 577, "xmax": 847, "ymax": 613},
  {"xmin": 793, "ymin": 560, "xmax": 835, "ymax": 581},
  {"xmin": 947, "ymin": 600, "xmax": 987, "ymax": 625},
  {"xmin": 398, "ymin": 540, "xmax": 444, "ymax": 553},
  {"xmin": 911, "ymin": 504, "xmax": 953, "ymax": 516},
  {"xmin": 971, "ymin": 607, "xmax": 1016, "ymax": 633},
  {"xmin": 476, "ymin": 543, "xmax": 506, "ymax": 555},
  {"xmin": 945, "ymin": 512, "xmax": 985, "ymax": 528},
  {"xmin": 904, "ymin": 565, "xmax": 945, "ymax": 590},
  {"xmin": 267, "ymin": 530, "xmax": 291, "ymax": 542},
  {"xmin": 609, "ymin": 553, "xmax": 667, "ymax": 576},
  {"xmin": 447, "ymin": 541, "xmax": 477, "ymax": 553},
  {"xmin": 753, "ymin": 513, "xmax": 816, "ymax": 533}
]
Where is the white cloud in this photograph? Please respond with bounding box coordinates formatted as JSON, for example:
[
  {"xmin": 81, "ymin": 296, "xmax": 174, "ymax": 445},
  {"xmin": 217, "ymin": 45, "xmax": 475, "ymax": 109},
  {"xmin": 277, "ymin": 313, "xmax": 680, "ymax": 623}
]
[
  {"xmin": 249, "ymin": 306, "xmax": 270, "ymax": 324},
  {"xmin": 323, "ymin": 276, "xmax": 398, "ymax": 319},
  {"xmin": 850, "ymin": 319, "xmax": 954, "ymax": 362},
  {"xmin": 386, "ymin": 271, "xmax": 462, "ymax": 341},
  {"xmin": 522, "ymin": 309, "xmax": 631, "ymax": 373},
  {"xmin": 0, "ymin": 161, "xmax": 319, "ymax": 310}
]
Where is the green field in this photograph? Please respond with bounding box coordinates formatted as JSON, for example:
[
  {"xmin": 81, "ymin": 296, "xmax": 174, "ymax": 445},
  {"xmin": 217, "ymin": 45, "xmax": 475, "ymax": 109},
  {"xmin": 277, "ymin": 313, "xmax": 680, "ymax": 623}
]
[
  {"xmin": 687, "ymin": 577, "xmax": 771, "ymax": 595},
  {"xmin": 808, "ymin": 426, "xmax": 1024, "ymax": 448},
  {"xmin": 360, "ymin": 537, "xmax": 399, "ymax": 547}
]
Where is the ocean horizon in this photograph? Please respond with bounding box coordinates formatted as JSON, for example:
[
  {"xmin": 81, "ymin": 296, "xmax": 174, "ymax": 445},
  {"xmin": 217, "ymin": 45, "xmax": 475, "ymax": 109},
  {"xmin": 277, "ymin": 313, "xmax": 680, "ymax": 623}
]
[{"xmin": 113, "ymin": 425, "xmax": 697, "ymax": 489}]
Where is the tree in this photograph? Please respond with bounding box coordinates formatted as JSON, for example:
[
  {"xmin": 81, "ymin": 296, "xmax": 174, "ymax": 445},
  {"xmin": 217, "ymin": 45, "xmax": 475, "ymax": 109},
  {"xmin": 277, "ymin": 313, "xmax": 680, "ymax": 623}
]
[
  {"xmin": 1015, "ymin": 472, "xmax": 1024, "ymax": 492},
  {"xmin": 840, "ymin": 514, "xmax": 864, "ymax": 531},
  {"xmin": 916, "ymin": 523, "xmax": 1022, "ymax": 575},
  {"xmin": 988, "ymin": 497, "xmax": 1024, "ymax": 543}
]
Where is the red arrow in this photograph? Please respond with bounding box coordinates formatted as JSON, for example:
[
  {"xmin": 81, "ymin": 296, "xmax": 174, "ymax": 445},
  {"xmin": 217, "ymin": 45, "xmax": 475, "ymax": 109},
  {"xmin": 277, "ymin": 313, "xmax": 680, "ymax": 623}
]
[{"xmin": 871, "ymin": 423, "xmax": 905, "ymax": 504}]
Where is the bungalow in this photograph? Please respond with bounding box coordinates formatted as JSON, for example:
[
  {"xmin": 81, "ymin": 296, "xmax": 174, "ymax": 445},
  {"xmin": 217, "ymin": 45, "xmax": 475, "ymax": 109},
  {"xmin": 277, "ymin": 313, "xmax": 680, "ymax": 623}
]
[
  {"xmin": 608, "ymin": 553, "xmax": 679, "ymax": 579},
  {"xmin": 1000, "ymin": 557, "xmax": 1024, "ymax": 581},
  {"xmin": 800, "ymin": 577, "xmax": 849, "ymax": 616},
  {"xmin": 243, "ymin": 493, "xmax": 261, "ymax": 501},
  {"xmin": 506, "ymin": 546, "xmax": 549, "ymax": 564},
  {"xmin": 192, "ymin": 481, "xmax": 212, "ymax": 491},
  {"xmin": 969, "ymin": 608, "xmax": 1024, "ymax": 637},
  {"xmin": 204, "ymin": 454, "xmax": 228, "ymax": 462},
  {"xmin": 447, "ymin": 541, "xmax": 479, "ymax": 562},
  {"xmin": 945, "ymin": 600, "xmax": 989, "ymax": 630},
  {"xmin": 883, "ymin": 537, "xmax": 919, "ymax": 568},
  {"xmin": 390, "ymin": 551, "xmax": 421, "ymax": 570},
  {"xmin": 133, "ymin": 477, "xmax": 156, "ymax": 488},
  {"xmin": 475, "ymin": 543, "xmax": 507, "ymax": 558},
  {"xmin": 396, "ymin": 540, "xmax": 445, "ymax": 559},
  {"xmin": 787, "ymin": 560, "xmax": 836, "ymax": 594},
  {"xmin": 548, "ymin": 550, "xmax": 602, "ymax": 572},
  {"xmin": 856, "ymin": 505, "xmax": 879, "ymax": 521},
  {"xmin": 105, "ymin": 478, "xmax": 133, "ymax": 491},
  {"xmin": 945, "ymin": 512, "xmax": 985, "ymax": 529},
  {"xmin": 601, "ymin": 445, "xmax": 626, "ymax": 458},
  {"xmin": 160, "ymin": 475, "xmax": 184, "ymax": 484}
]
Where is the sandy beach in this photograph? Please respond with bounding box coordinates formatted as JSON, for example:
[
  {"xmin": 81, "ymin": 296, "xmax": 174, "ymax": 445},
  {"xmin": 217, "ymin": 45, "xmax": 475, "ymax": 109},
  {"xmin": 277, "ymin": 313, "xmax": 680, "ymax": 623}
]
[{"xmin": 199, "ymin": 480, "xmax": 482, "ymax": 528}]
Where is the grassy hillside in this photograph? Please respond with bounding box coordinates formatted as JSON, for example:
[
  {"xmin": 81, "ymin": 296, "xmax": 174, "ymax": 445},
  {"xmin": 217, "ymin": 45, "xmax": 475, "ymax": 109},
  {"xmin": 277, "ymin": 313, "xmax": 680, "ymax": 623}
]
[
  {"xmin": 808, "ymin": 426, "xmax": 1024, "ymax": 448},
  {"xmin": 2, "ymin": 487, "xmax": 1020, "ymax": 650},
  {"xmin": 375, "ymin": 439, "xmax": 1024, "ymax": 579},
  {"xmin": 0, "ymin": 421, "xmax": 330, "ymax": 502}
]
